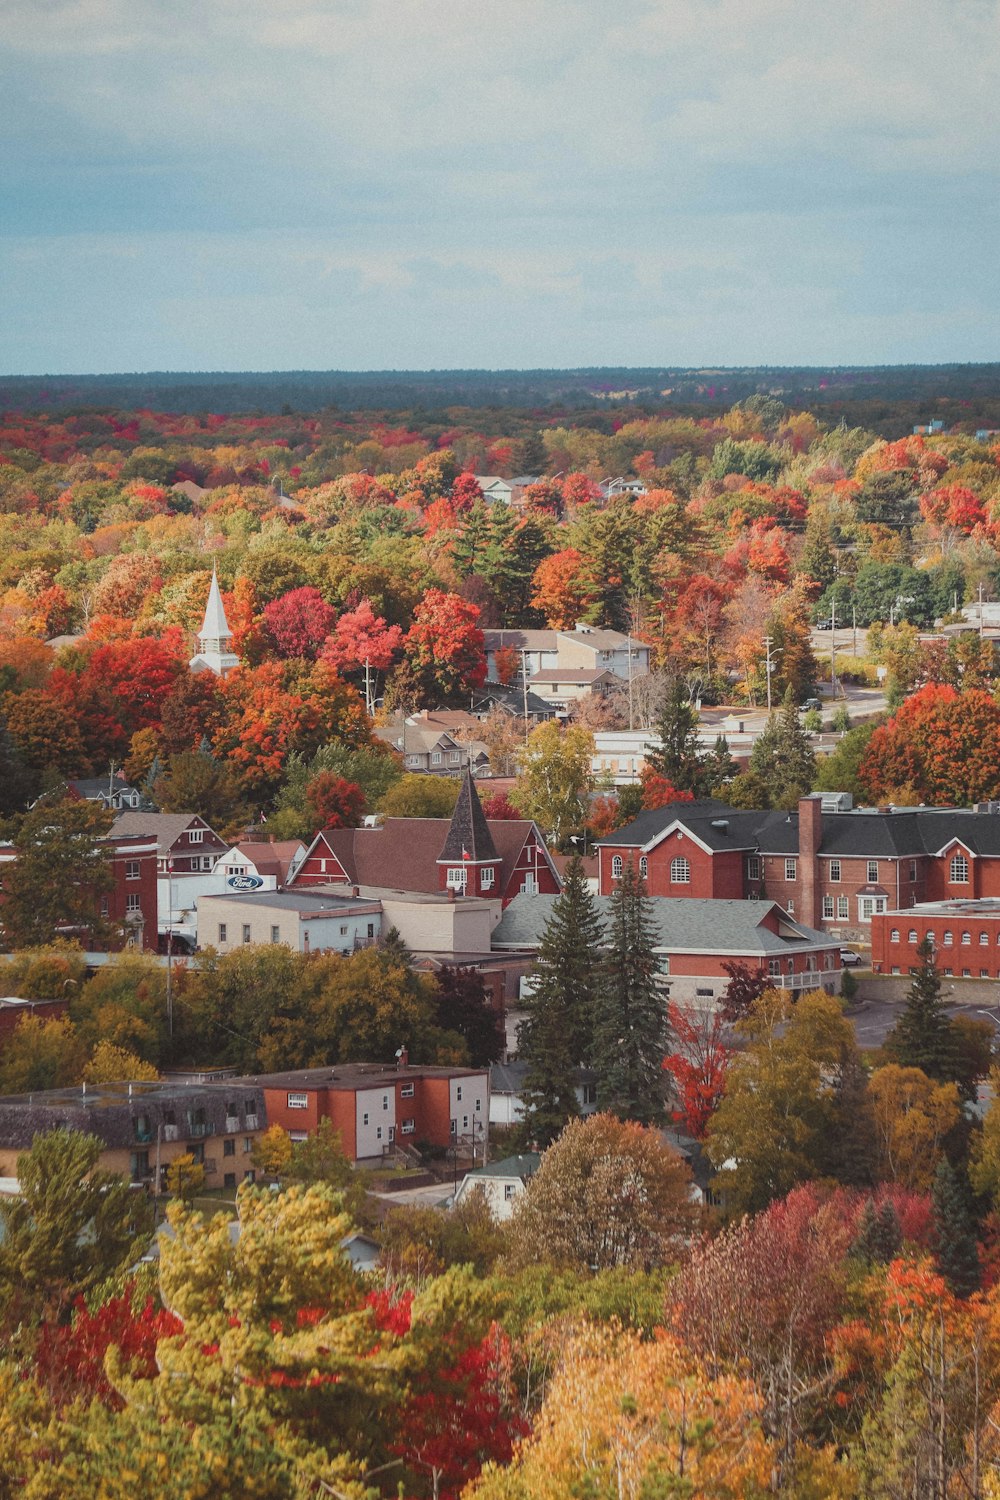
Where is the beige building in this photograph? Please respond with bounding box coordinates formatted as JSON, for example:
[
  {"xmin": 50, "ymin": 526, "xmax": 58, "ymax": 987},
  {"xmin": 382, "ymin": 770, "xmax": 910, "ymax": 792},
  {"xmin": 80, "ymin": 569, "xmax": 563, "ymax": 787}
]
[{"xmin": 197, "ymin": 890, "xmax": 382, "ymax": 955}]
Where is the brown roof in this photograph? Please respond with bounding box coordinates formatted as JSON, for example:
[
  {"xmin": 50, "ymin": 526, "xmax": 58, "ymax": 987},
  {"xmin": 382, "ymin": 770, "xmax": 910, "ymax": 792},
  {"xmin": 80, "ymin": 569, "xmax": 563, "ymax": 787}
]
[
  {"xmin": 240, "ymin": 1062, "xmax": 484, "ymax": 1092},
  {"xmin": 235, "ymin": 840, "xmax": 305, "ymax": 884},
  {"xmin": 301, "ymin": 817, "xmax": 550, "ymax": 894}
]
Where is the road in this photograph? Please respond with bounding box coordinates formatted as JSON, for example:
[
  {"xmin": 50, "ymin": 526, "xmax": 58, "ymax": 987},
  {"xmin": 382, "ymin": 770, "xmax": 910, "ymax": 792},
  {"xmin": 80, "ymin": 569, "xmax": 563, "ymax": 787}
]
[{"xmin": 848, "ymin": 993, "xmax": 1000, "ymax": 1050}]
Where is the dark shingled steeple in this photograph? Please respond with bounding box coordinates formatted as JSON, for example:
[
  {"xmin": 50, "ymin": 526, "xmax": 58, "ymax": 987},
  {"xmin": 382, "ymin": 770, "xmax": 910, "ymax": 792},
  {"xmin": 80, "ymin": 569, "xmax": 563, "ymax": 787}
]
[{"xmin": 438, "ymin": 767, "xmax": 499, "ymax": 864}]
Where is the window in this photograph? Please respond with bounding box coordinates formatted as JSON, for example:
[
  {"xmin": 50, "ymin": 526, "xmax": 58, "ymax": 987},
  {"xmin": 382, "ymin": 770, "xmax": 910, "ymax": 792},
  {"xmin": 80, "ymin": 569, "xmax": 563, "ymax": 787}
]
[
  {"xmin": 189, "ymin": 828, "xmax": 204, "ymax": 844},
  {"xmin": 376, "ymin": 1126, "xmax": 382, "ymax": 1140},
  {"xmin": 822, "ymin": 896, "xmax": 834, "ymax": 919},
  {"xmin": 769, "ymin": 959, "xmax": 781, "ymax": 977},
  {"xmin": 243, "ymin": 1137, "xmax": 252, "ymax": 1152},
  {"xmin": 639, "ymin": 856, "xmax": 648, "ymax": 880},
  {"xmin": 244, "ymin": 1170, "xmax": 256, "ymax": 1183},
  {"xmin": 945, "ymin": 968, "xmax": 954, "ymax": 976},
  {"xmin": 362, "ymin": 1112, "xmax": 369, "ymax": 1126},
  {"xmin": 400, "ymin": 1083, "xmax": 414, "ymax": 1098},
  {"xmin": 287, "ymin": 1092, "xmax": 308, "ymax": 1109},
  {"xmin": 983, "ymin": 932, "xmax": 991, "ymax": 946},
  {"xmin": 450, "ymin": 751, "xmax": 460, "ymax": 762},
  {"xmin": 783, "ymin": 858, "xmax": 796, "ymax": 881},
  {"xmin": 126, "ymin": 894, "xmax": 142, "ymax": 915},
  {"xmin": 838, "ymin": 896, "xmax": 849, "ymax": 920},
  {"xmin": 382, "ymin": 1094, "xmax": 389, "ymax": 1110},
  {"xmin": 983, "ymin": 970, "xmax": 991, "ymax": 979},
  {"xmin": 829, "ymin": 860, "xmax": 841, "ymax": 883},
  {"xmin": 747, "ymin": 856, "xmax": 761, "ymax": 880},
  {"xmin": 890, "ymin": 929, "xmax": 900, "ymax": 942},
  {"xmin": 218, "ymin": 923, "xmax": 227, "ymax": 943},
  {"xmin": 431, "ymin": 751, "xmax": 442, "ymax": 764},
  {"xmin": 463, "ymin": 1115, "xmax": 469, "ymax": 1130},
  {"xmin": 859, "ymin": 896, "xmax": 887, "ymax": 921},
  {"xmin": 401, "ymin": 1119, "xmax": 415, "ymax": 1134},
  {"xmin": 867, "ymin": 861, "xmax": 879, "ymax": 884},
  {"xmin": 202, "ymin": 856, "xmax": 212, "ymax": 871},
  {"xmin": 787, "ymin": 958, "xmax": 795, "ymax": 974},
  {"xmin": 611, "ymin": 855, "xmax": 623, "ymax": 880},
  {"xmin": 271, "ymin": 925, "xmax": 280, "ymax": 944},
  {"xmin": 475, "ymin": 1097, "xmax": 482, "ymax": 1111},
  {"xmin": 909, "ymin": 929, "xmax": 918, "ymax": 943},
  {"xmin": 242, "ymin": 924, "xmax": 251, "ymax": 944},
  {"xmin": 943, "ymin": 931, "xmax": 953, "ymax": 946},
  {"xmin": 100, "ymin": 896, "xmax": 110, "ymax": 918},
  {"xmin": 481, "ymin": 866, "xmax": 494, "ymax": 889},
  {"xmin": 446, "ymin": 866, "xmax": 468, "ymax": 891},
  {"xmin": 126, "ymin": 860, "xmax": 140, "ymax": 880},
  {"xmin": 224, "ymin": 1172, "xmax": 236, "ymax": 1189},
  {"xmin": 951, "ymin": 853, "xmax": 969, "ymax": 883},
  {"xmin": 909, "ymin": 861, "xmax": 918, "ymax": 881},
  {"xmin": 340, "ymin": 925, "xmax": 348, "ymax": 936},
  {"xmin": 224, "ymin": 1139, "xmax": 235, "ymax": 1157},
  {"xmin": 456, "ymin": 1086, "xmax": 463, "ymax": 1101},
  {"xmin": 582, "ymin": 1082, "xmax": 597, "ymax": 1105},
  {"xmin": 520, "ymin": 874, "xmax": 538, "ymax": 895},
  {"xmin": 786, "ymin": 900, "xmax": 795, "ymax": 914},
  {"xmin": 450, "ymin": 1119, "xmax": 457, "ymax": 1136},
  {"xmin": 670, "ymin": 857, "xmax": 690, "ymax": 884},
  {"xmin": 963, "ymin": 968, "xmax": 972, "ymax": 977},
  {"xmin": 962, "ymin": 931, "xmax": 972, "ymax": 946},
  {"xmin": 504, "ymin": 1183, "xmax": 516, "ymax": 1201}
]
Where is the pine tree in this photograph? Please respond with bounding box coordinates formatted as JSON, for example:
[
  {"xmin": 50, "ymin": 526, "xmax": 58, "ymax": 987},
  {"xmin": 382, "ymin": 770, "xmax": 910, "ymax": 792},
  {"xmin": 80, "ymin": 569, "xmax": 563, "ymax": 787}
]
[
  {"xmin": 645, "ymin": 678, "xmax": 711, "ymax": 796},
  {"xmin": 823, "ymin": 1048, "xmax": 877, "ymax": 1188},
  {"xmin": 748, "ymin": 686, "xmax": 816, "ymax": 807},
  {"xmin": 885, "ymin": 935, "xmax": 959, "ymax": 1083},
  {"xmin": 519, "ymin": 857, "xmax": 605, "ymax": 1146},
  {"xmin": 852, "ymin": 1198, "xmax": 903, "ymax": 1263},
  {"xmin": 593, "ymin": 859, "xmax": 669, "ymax": 1126},
  {"xmin": 932, "ymin": 1158, "xmax": 981, "ymax": 1298},
  {"xmin": 705, "ymin": 733, "xmax": 737, "ymax": 792}
]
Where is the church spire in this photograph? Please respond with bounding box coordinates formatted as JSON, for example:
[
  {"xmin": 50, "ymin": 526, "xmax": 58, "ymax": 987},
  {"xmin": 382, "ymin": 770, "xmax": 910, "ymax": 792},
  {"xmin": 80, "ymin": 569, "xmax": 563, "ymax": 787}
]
[
  {"xmin": 199, "ymin": 567, "xmax": 231, "ymax": 641},
  {"xmin": 438, "ymin": 765, "xmax": 499, "ymax": 865},
  {"xmin": 190, "ymin": 567, "xmax": 239, "ymax": 677}
]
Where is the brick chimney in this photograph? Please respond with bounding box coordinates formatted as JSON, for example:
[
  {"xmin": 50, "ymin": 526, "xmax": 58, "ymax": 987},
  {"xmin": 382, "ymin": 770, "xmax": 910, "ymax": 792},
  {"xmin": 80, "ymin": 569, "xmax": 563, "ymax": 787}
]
[
  {"xmin": 798, "ymin": 795, "xmax": 823, "ymax": 929},
  {"xmin": 396, "ymin": 1046, "xmax": 409, "ymax": 1070}
]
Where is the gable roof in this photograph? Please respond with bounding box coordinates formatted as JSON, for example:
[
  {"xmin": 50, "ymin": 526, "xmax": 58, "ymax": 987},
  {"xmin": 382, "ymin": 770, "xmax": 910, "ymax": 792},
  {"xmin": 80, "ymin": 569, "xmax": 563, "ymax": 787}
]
[
  {"xmin": 439, "ymin": 768, "xmax": 499, "ymax": 864},
  {"xmin": 111, "ymin": 811, "xmax": 224, "ymax": 854},
  {"xmin": 296, "ymin": 817, "xmax": 556, "ymax": 895},
  {"xmin": 492, "ymin": 893, "xmax": 833, "ymax": 955},
  {"xmin": 463, "ymin": 1152, "xmax": 540, "ymax": 1181},
  {"xmin": 231, "ymin": 840, "xmax": 305, "ymax": 884}
]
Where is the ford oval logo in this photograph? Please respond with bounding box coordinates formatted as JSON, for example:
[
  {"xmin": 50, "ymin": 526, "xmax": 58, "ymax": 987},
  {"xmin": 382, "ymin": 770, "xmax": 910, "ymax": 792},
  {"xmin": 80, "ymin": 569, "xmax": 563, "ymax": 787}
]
[{"xmin": 228, "ymin": 874, "xmax": 263, "ymax": 891}]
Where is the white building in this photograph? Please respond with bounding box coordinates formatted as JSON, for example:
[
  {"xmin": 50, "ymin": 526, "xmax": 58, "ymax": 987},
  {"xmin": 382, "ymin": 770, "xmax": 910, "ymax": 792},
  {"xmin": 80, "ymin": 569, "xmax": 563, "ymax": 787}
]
[
  {"xmin": 197, "ymin": 890, "xmax": 382, "ymax": 956},
  {"xmin": 454, "ymin": 1152, "xmax": 540, "ymax": 1221},
  {"xmin": 189, "ymin": 569, "xmax": 239, "ymax": 677},
  {"xmin": 483, "ymin": 625, "xmax": 650, "ymax": 685}
]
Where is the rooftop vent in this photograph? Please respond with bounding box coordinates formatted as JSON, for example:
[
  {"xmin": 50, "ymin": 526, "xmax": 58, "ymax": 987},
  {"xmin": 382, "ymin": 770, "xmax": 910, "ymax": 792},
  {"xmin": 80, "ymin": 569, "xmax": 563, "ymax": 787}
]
[{"xmin": 710, "ymin": 819, "xmax": 729, "ymax": 832}]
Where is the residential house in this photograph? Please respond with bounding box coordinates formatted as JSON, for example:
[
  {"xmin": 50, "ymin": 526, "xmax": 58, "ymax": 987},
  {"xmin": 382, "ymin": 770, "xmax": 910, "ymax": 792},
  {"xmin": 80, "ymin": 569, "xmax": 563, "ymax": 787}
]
[
  {"xmin": 0, "ymin": 1080, "xmax": 266, "ymax": 1192},
  {"xmin": 528, "ymin": 667, "xmax": 622, "ymax": 711},
  {"xmin": 492, "ymin": 892, "xmax": 841, "ymax": 1008},
  {"xmin": 374, "ymin": 710, "xmax": 489, "ymax": 776},
  {"xmin": 483, "ymin": 625, "xmax": 650, "ymax": 685},
  {"xmin": 453, "ymin": 1152, "xmax": 539, "ymax": 1221},
  {"xmin": 472, "ymin": 475, "xmax": 514, "ymax": 505},
  {"xmin": 0, "ymin": 828, "xmax": 159, "ymax": 953},
  {"xmin": 597, "ymin": 794, "xmax": 1000, "ymax": 941},
  {"xmin": 66, "ymin": 773, "xmax": 147, "ymax": 811},
  {"xmin": 111, "ymin": 811, "xmax": 229, "ymax": 950},
  {"xmin": 871, "ymin": 898, "xmax": 1000, "ymax": 978},
  {"xmin": 198, "ymin": 889, "xmax": 382, "ymax": 955},
  {"xmin": 488, "ymin": 1061, "xmax": 597, "ymax": 1127},
  {"xmin": 241, "ymin": 1058, "xmax": 489, "ymax": 1162}
]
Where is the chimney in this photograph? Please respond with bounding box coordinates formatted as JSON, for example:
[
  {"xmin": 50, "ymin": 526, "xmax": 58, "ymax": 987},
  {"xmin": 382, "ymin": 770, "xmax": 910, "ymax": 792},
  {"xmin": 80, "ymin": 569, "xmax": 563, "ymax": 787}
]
[
  {"xmin": 447, "ymin": 887, "xmax": 456, "ymax": 902},
  {"xmin": 396, "ymin": 1047, "xmax": 409, "ymax": 1070},
  {"xmin": 798, "ymin": 795, "xmax": 823, "ymax": 929},
  {"xmin": 352, "ymin": 885, "xmax": 360, "ymax": 898}
]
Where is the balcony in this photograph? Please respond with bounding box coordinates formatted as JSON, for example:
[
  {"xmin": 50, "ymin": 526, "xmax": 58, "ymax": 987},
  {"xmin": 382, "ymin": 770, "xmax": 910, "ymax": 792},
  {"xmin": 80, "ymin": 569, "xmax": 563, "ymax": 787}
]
[
  {"xmin": 163, "ymin": 1124, "xmax": 180, "ymax": 1142},
  {"xmin": 186, "ymin": 1122, "xmax": 212, "ymax": 1139},
  {"xmin": 225, "ymin": 1117, "xmax": 240, "ymax": 1134},
  {"xmin": 245, "ymin": 1114, "xmax": 259, "ymax": 1131}
]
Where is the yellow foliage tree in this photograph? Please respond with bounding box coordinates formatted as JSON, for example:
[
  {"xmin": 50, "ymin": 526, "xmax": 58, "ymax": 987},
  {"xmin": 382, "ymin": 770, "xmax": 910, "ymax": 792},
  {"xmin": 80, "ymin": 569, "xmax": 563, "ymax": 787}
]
[
  {"xmin": 251, "ymin": 1123, "xmax": 293, "ymax": 1179},
  {"xmin": 83, "ymin": 1040, "xmax": 160, "ymax": 1084},
  {"xmin": 868, "ymin": 1065, "xmax": 960, "ymax": 1191},
  {"xmin": 165, "ymin": 1152, "xmax": 206, "ymax": 1204}
]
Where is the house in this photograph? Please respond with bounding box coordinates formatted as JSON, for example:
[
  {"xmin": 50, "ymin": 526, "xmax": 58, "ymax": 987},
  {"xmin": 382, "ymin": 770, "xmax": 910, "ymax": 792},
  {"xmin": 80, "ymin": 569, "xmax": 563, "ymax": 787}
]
[
  {"xmin": 0, "ymin": 996, "xmax": 70, "ymax": 1040},
  {"xmin": 197, "ymin": 889, "xmax": 382, "ymax": 955},
  {"xmin": 871, "ymin": 898, "xmax": 1000, "ymax": 978},
  {"xmin": 600, "ymin": 477, "xmax": 648, "ymax": 499},
  {"xmin": 241, "ymin": 1059, "xmax": 489, "ymax": 1163},
  {"xmin": 492, "ymin": 892, "xmax": 841, "ymax": 1007},
  {"xmin": 216, "ymin": 840, "xmax": 307, "ymax": 889},
  {"xmin": 291, "ymin": 769, "xmax": 561, "ymax": 906},
  {"xmin": 66, "ymin": 773, "xmax": 147, "ymax": 811},
  {"xmin": 453, "ymin": 1152, "xmax": 539, "ymax": 1220},
  {"xmin": 488, "ymin": 1061, "xmax": 597, "ymax": 1127},
  {"xmin": 189, "ymin": 568, "xmax": 239, "ymax": 677},
  {"xmin": 597, "ymin": 794, "xmax": 1000, "ymax": 941},
  {"xmin": 374, "ymin": 711, "xmax": 489, "ymax": 776},
  {"xmin": 472, "ymin": 475, "xmax": 514, "ymax": 506},
  {"xmin": 0, "ymin": 828, "xmax": 159, "ymax": 953},
  {"xmin": 528, "ymin": 667, "xmax": 623, "ymax": 711},
  {"xmin": 111, "ymin": 811, "xmax": 229, "ymax": 949},
  {"xmin": 483, "ymin": 625, "xmax": 650, "ymax": 685},
  {"xmin": 470, "ymin": 684, "xmax": 558, "ymax": 722},
  {"xmin": 0, "ymin": 1080, "xmax": 266, "ymax": 1192}
]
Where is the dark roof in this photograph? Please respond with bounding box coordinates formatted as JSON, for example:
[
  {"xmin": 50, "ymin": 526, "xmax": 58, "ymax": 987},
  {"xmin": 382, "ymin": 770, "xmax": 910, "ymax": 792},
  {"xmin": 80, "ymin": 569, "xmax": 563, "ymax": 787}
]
[
  {"xmin": 599, "ymin": 799, "xmax": 1000, "ymax": 861},
  {"xmin": 240, "ymin": 1063, "xmax": 485, "ymax": 1091},
  {"xmin": 438, "ymin": 768, "xmax": 499, "ymax": 864},
  {"xmin": 464, "ymin": 1152, "xmax": 540, "ymax": 1180},
  {"xmin": 493, "ymin": 894, "xmax": 832, "ymax": 954}
]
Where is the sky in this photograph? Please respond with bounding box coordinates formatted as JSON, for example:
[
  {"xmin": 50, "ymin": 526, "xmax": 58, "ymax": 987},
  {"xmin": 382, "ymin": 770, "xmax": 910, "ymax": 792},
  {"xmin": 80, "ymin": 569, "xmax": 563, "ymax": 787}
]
[{"xmin": 2, "ymin": 0, "xmax": 999, "ymax": 374}]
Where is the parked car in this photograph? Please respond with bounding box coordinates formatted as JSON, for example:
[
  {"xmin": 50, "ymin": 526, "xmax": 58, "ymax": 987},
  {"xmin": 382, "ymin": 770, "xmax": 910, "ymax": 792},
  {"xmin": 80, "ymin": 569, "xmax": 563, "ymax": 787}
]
[
  {"xmin": 802, "ymin": 697, "xmax": 822, "ymax": 712},
  {"xmin": 814, "ymin": 619, "xmax": 833, "ymax": 631},
  {"xmin": 840, "ymin": 949, "xmax": 864, "ymax": 967}
]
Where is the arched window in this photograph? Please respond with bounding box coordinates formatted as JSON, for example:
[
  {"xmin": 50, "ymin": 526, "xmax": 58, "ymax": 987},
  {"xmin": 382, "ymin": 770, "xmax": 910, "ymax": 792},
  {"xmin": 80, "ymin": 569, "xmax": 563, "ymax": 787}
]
[
  {"xmin": 639, "ymin": 856, "xmax": 648, "ymax": 881},
  {"xmin": 950, "ymin": 853, "xmax": 969, "ymax": 883},
  {"xmin": 670, "ymin": 857, "xmax": 690, "ymax": 884},
  {"xmin": 962, "ymin": 931, "xmax": 971, "ymax": 945},
  {"xmin": 909, "ymin": 930, "xmax": 918, "ymax": 943},
  {"xmin": 611, "ymin": 855, "xmax": 623, "ymax": 880}
]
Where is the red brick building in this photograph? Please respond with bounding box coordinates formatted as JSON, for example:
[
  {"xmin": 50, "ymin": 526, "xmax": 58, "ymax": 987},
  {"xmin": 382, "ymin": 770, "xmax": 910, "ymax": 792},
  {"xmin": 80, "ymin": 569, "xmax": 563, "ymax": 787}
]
[
  {"xmin": 0, "ymin": 830, "xmax": 158, "ymax": 952},
  {"xmin": 292, "ymin": 771, "xmax": 560, "ymax": 906},
  {"xmin": 245, "ymin": 1059, "xmax": 489, "ymax": 1161},
  {"xmin": 597, "ymin": 796, "xmax": 1000, "ymax": 942},
  {"xmin": 871, "ymin": 899, "xmax": 1000, "ymax": 977}
]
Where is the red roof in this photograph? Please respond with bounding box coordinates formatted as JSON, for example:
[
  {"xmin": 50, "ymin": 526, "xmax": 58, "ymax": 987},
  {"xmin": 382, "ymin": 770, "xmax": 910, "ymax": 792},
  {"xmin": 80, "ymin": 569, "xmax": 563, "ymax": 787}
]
[{"xmin": 294, "ymin": 818, "xmax": 556, "ymax": 895}]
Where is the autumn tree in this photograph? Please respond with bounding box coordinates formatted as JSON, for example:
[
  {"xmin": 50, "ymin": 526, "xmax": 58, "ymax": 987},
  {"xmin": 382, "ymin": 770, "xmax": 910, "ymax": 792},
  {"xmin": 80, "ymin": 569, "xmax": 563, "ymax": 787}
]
[
  {"xmin": 506, "ymin": 1114, "xmax": 694, "ymax": 1273},
  {"xmin": 261, "ymin": 584, "xmax": 336, "ymax": 659},
  {"xmin": 404, "ymin": 588, "xmax": 486, "ymax": 703},
  {"xmin": 303, "ymin": 772, "xmax": 366, "ymax": 832},
  {"xmin": 0, "ymin": 1013, "xmax": 84, "ymax": 1093},
  {"xmin": 511, "ymin": 720, "xmax": 594, "ymax": 846},
  {"xmin": 517, "ymin": 856, "xmax": 605, "ymax": 1146},
  {"xmin": 860, "ymin": 682, "xmax": 1000, "ymax": 805},
  {"xmin": 868, "ymin": 1065, "xmax": 961, "ymax": 1191},
  {"xmin": 377, "ymin": 772, "xmax": 460, "ymax": 818},
  {"xmin": 662, "ymin": 1002, "xmax": 731, "ymax": 1138},
  {"xmin": 82, "ymin": 1040, "xmax": 160, "ymax": 1084},
  {"xmin": 166, "ymin": 1152, "xmax": 206, "ymax": 1204},
  {"xmin": 153, "ymin": 747, "xmax": 247, "ymax": 831}
]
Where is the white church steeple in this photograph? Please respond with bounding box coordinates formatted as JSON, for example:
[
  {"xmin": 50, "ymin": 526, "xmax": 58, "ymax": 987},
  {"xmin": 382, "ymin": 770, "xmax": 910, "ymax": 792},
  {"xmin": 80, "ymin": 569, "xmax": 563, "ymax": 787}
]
[{"xmin": 189, "ymin": 568, "xmax": 239, "ymax": 676}]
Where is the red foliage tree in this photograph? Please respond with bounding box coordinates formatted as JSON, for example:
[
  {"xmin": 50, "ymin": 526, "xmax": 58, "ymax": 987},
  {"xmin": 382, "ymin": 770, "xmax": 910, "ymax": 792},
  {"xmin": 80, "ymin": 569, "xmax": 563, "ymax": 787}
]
[
  {"xmin": 860, "ymin": 682, "xmax": 1000, "ymax": 805},
  {"xmin": 262, "ymin": 586, "xmax": 337, "ymax": 660},
  {"xmin": 33, "ymin": 1288, "xmax": 182, "ymax": 1411},
  {"xmin": 320, "ymin": 597, "xmax": 404, "ymax": 675},
  {"xmin": 480, "ymin": 789, "xmax": 520, "ymax": 819},
  {"xmin": 493, "ymin": 645, "xmax": 520, "ymax": 687},
  {"xmin": 304, "ymin": 773, "xmax": 366, "ymax": 832},
  {"xmin": 404, "ymin": 589, "xmax": 486, "ymax": 701},
  {"xmin": 663, "ymin": 1002, "xmax": 732, "ymax": 1138},
  {"xmin": 640, "ymin": 766, "xmax": 696, "ymax": 810}
]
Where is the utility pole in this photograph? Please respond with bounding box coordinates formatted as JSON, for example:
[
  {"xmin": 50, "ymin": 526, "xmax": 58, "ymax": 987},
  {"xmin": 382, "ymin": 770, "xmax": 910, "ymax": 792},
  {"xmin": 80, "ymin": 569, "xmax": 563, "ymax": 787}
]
[
  {"xmin": 763, "ymin": 635, "xmax": 779, "ymax": 712},
  {"xmin": 980, "ymin": 582, "xmax": 986, "ymax": 639},
  {"xmin": 830, "ymin": 601, "xmax": 838, "ymax": 700},
  {"xmin": 627, "ymin": 632, "xmax": 635, "ymax": 732},
  {"xmin": 520, "ymin": 649, "xmax": 530, "ymax": 742},
  {"xmin": 852, "ymin": 603, "xmax": 857, "ymax": 657},
  {"xmin": 165, "ymin": 864, "xmax": 174, "ymax": 1036}
]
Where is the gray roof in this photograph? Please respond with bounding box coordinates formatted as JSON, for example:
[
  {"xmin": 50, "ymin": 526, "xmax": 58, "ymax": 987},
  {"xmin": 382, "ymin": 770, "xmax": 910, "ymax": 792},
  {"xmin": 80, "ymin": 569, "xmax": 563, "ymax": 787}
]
[
  {"xmin": 111, "ymin": 811, "xmax": 224, "ymax": 852},
  {"xmin": 464, "ymin": 1152, "xmax": 540, "ymax": 1181},
  {"xmin": 200, "ymin": 890, "xmax": 380, "ymax": 914},
  {"xmin": 490, "ymin": 1061, "xmax": 595, "ymax": 1093},
  {"xmin": 492, "ymin": 893, "xmax": 833, "ymax": 955}
]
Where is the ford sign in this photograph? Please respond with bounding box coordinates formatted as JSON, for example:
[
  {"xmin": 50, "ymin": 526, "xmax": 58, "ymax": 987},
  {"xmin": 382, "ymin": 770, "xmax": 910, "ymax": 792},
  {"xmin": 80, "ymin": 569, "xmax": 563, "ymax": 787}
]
[{"xmin": 228, "ymin": 874, "xmax": 264, "ymax": 891}]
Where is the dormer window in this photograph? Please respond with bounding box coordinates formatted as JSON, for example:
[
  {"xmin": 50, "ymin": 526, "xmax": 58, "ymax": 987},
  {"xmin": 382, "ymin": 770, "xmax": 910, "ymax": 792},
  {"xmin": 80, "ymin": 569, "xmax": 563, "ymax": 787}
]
[
  {"xmin": 446, "ymin": 867, "xmax": 467, "ymax": 892},
  {"xmin": 481, "ymin": 867, "xmax": 494, "ymax": 889},
  {"xmin": 189, "ymin": 828, "xmax": 204, "ymax": 845},
  {"xmin": 950, "ymin": 853, "xmax": 969, "ymax": 884}
]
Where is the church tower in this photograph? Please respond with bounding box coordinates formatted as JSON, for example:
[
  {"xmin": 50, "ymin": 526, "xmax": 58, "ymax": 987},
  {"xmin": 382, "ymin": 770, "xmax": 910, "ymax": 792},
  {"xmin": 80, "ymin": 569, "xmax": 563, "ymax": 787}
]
[
  {"xmin": 189, "ymin": 568, "xmax": 239, "ymax": 676},
  {"xmin": 436, "ymin": 766, "xmax": 501, "ymax": 897}
]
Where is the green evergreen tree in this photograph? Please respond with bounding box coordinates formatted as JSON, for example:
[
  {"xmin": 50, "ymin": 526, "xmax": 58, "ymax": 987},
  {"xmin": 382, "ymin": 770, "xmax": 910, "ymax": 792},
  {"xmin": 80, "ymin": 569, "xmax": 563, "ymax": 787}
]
[
  {"xmin": 645, "ymin": 678, "xmax": 711, "ymax": 796},
  {"xmin": 748, "ymin": 686, "xmax": 816, "ymax": 807},
  {"xmin": 704, "ymin": 733, "xmax": 737, "ymax": 792},
  {"xmin": 519, "ymin": 857, "xmax": 605, "ymax": 1146},
  {"xmin": 822, "ymin": 1048, "xmax": 877, "ymax": 1189},
  {"xmin": 593, "ymin": 860, "xmax": 668, "ymax": 1126},
  {"xmin": 931, "ymin": 1158, "xmax": 981, "ymax": 1298},
  {"xmin": 851, "ymin": 1198, "xmax": 902, "ymax": 1264},
  {"xmin": 884, "ymin": 936, "xmax": 959, "ymax": 1083}
]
